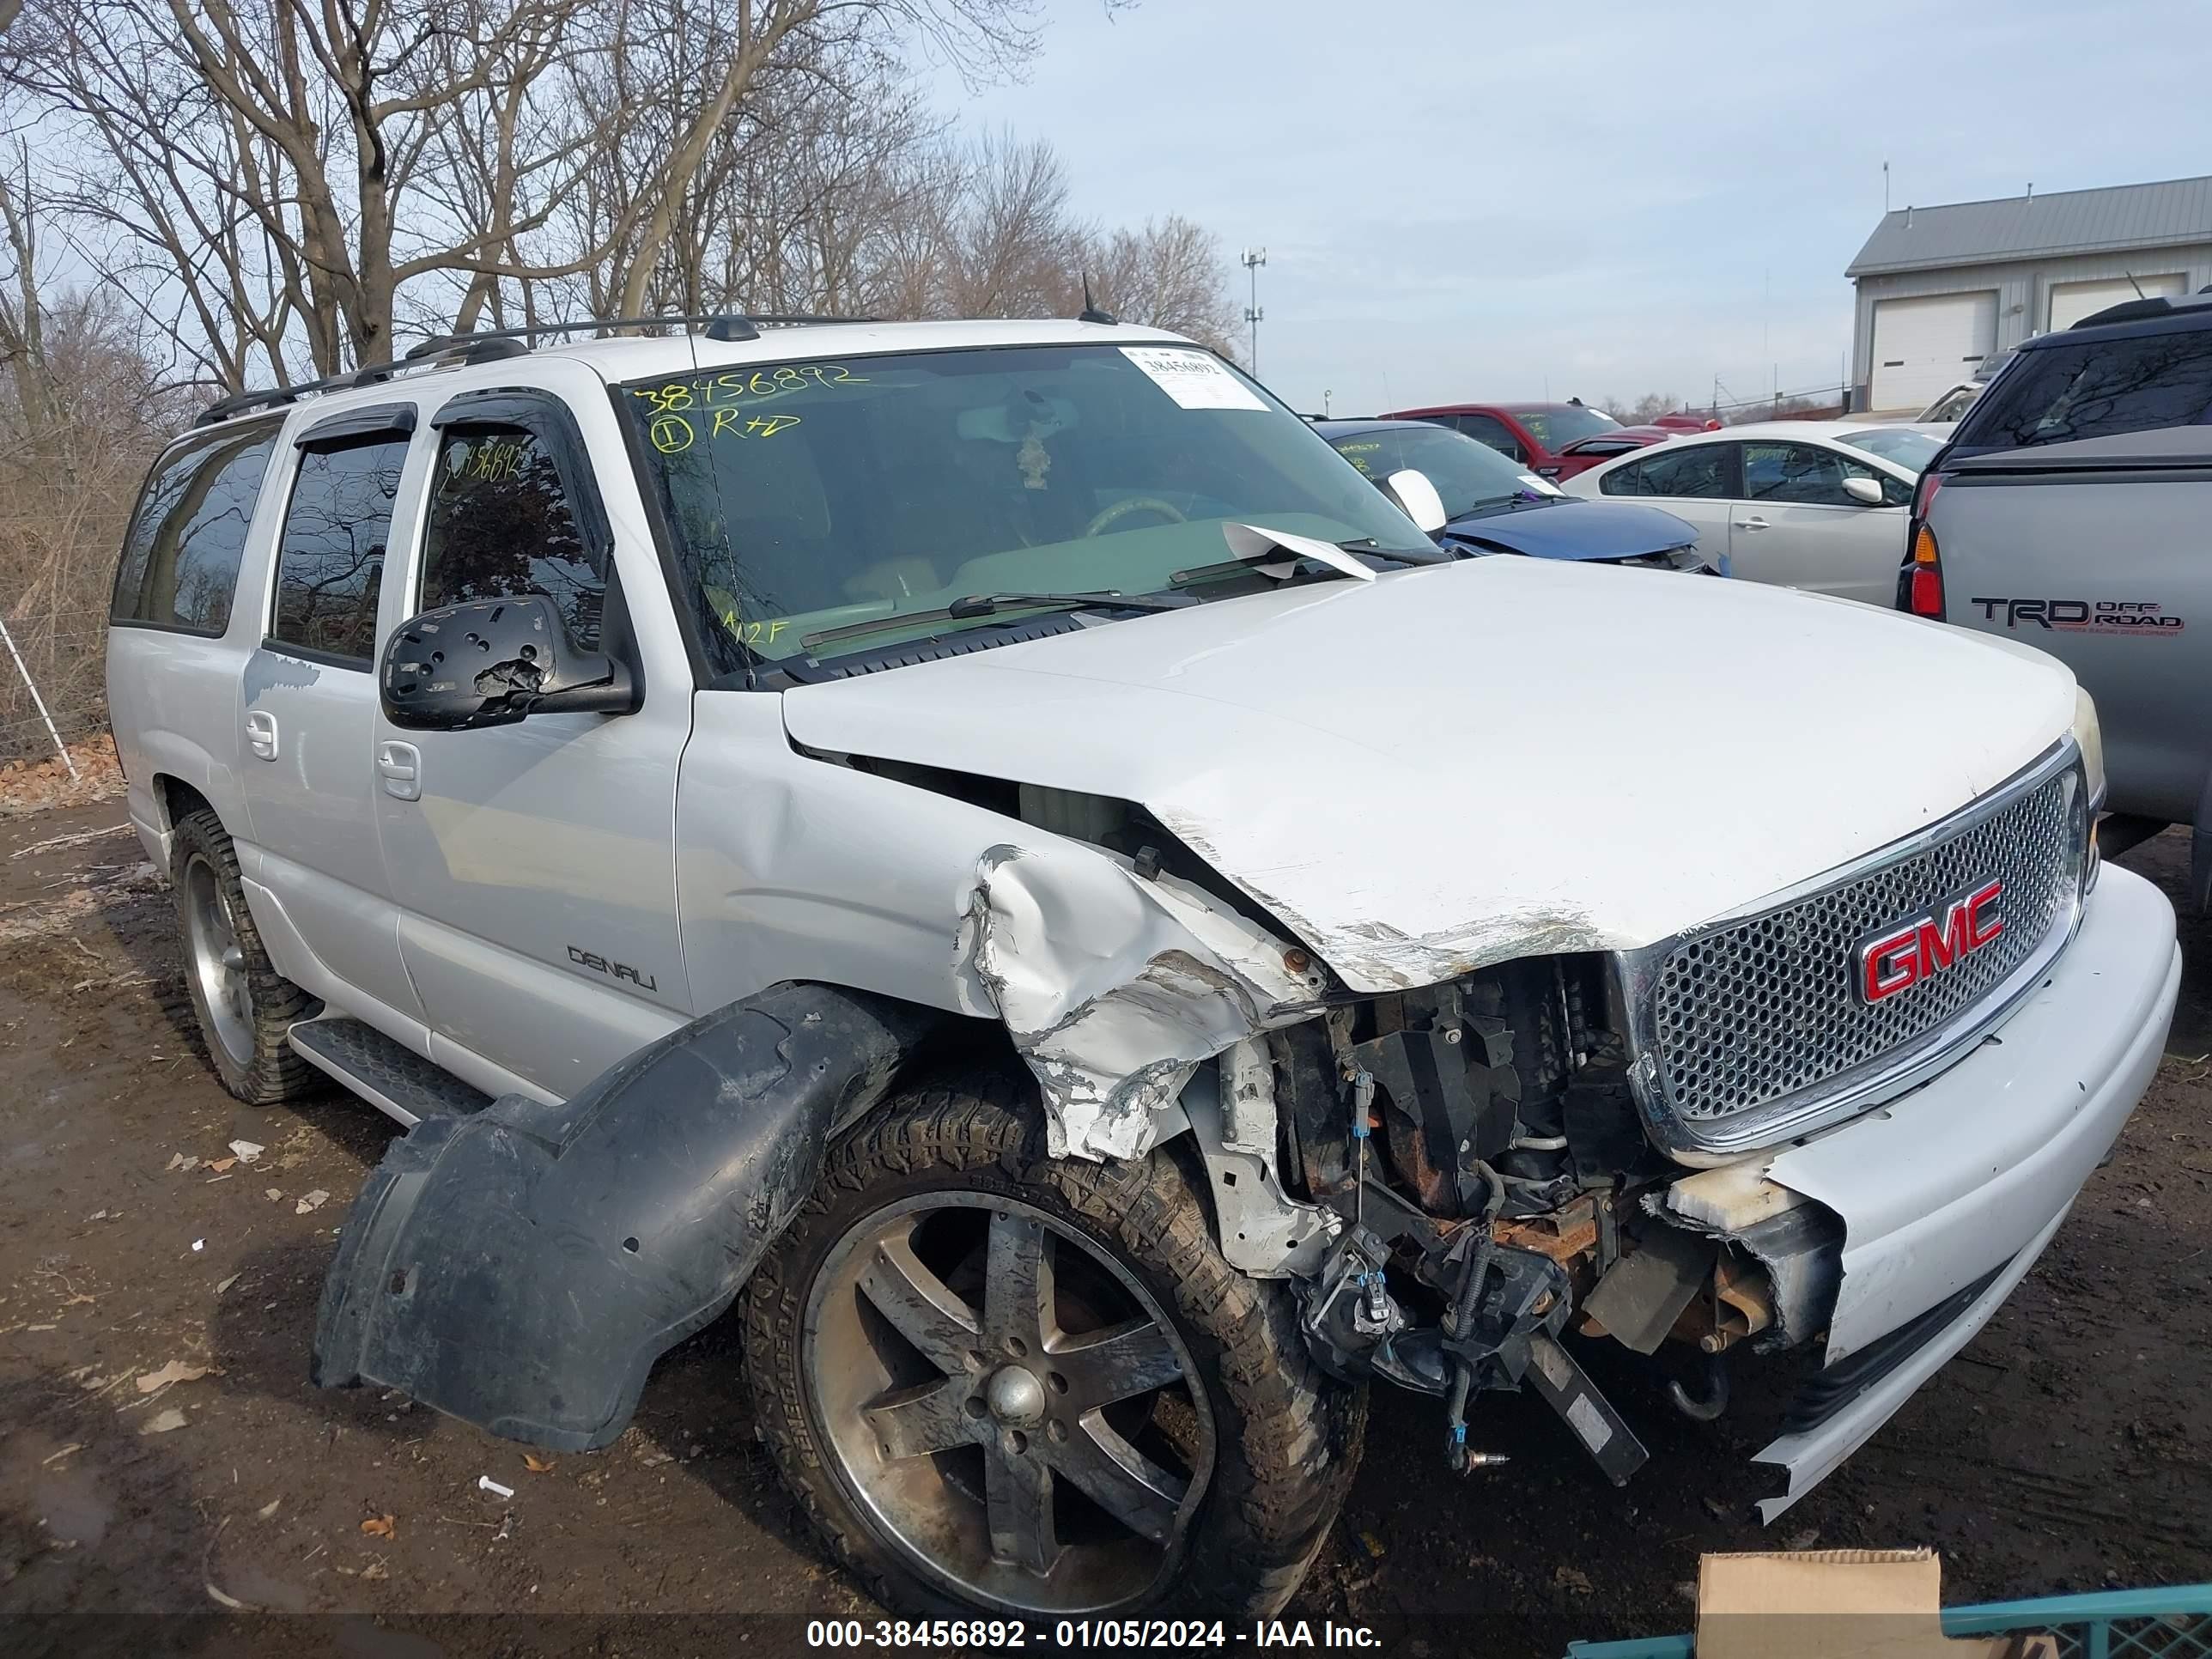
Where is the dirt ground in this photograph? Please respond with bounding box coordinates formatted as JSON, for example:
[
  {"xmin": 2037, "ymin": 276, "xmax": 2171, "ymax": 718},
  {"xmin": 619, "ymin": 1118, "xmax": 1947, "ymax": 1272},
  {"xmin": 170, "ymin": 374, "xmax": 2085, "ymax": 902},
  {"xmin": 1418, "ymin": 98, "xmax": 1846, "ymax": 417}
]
[{"xmin": 2, "ymin": 791, "xmax": 2207, "ymax": 1656}]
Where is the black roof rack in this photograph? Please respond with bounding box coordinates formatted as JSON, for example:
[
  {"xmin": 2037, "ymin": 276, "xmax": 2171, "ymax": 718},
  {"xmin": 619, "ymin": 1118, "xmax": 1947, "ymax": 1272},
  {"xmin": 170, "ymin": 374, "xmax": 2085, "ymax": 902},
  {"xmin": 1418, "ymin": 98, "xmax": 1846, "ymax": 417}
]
[
  {"xmin": 400, "ymin": 311, "xmax": 874, "ymax": 361},
  {"xmin": 193, "ymin": 335, "xmax": 529, "ymax": 428},
  {"xmin": 197, "ymin": 312, "xmax": 876, "ymax": 428},
  {"xmin": 2069, "ymin": 290, "xmax": 2212, "ymax": 331}
]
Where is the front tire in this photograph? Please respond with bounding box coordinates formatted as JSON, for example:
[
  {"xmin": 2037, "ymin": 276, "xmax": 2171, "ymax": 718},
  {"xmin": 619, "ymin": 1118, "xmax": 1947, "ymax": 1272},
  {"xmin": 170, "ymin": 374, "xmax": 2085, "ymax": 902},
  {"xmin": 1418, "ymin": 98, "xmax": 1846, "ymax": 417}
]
[
  {"xmin": 170, "ymin": 809, "xmax": 316, "ymax": 1103},
  {"xmin": 744, "ymin": 1077, "xmax": 1364, "ymax": 1620}
]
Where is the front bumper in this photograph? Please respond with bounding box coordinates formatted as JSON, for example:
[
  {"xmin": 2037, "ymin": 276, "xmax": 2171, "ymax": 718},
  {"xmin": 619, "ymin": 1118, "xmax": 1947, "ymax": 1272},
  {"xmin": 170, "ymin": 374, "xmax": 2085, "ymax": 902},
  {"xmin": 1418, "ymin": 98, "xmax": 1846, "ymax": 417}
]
[{"xmin": 1736, "ymin": 861, "xmax": 2179, "ymax": 1517}]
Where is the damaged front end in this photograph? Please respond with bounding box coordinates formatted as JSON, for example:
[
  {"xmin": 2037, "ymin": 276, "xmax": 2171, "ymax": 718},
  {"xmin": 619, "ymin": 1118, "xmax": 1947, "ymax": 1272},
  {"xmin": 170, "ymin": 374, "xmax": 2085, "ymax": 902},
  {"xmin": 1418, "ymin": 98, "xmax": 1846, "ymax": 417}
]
[
  {"xmin": 935, "ymin": 782, "xmax": 1841, "ymax": 1501},
  {"xmin": 1173, "ymin": 956, "xmax": 1839, "ymax": 1494}
]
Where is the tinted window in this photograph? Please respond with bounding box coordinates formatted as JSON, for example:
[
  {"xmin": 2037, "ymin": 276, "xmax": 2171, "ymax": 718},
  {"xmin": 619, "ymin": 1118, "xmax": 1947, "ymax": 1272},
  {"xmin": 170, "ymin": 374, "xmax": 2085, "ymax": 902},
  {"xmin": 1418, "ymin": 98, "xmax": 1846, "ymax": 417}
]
[
  {"xmin": 1456, "ymin": 413, "xmax": 1527, "ymax": 462},
  {"xmin": 1512, "ymin": 406, "xmax": 1620, "ymax": 448},
  {"xmin": 270, "ymin": 438, "xmax": 408, "ymax": 664},
  {"xmin": 1743, "ymin": 442, "xmax": 1848, "ymax": 505},
  {"xmin": 1959, "ymin": 328, "xmax": 2212, "ymax": 451},
  {"xmin": 1609, "ymin": 445, "xmax": 1729, "ymax": 498},
  {"xmin": 422, "ymin": 426, "xmax": 604, "ymax": 649},
  {"xmin": 1838, "ymin": 428, "xmax": 1942, "ymax": 474},
  {"xmin": 112, "ymin": 426, "xmax": 278, "ymax": 634},
  {"xmin": 1328, "ymin": 424, "xmax": 1545, "ymax": 520}
]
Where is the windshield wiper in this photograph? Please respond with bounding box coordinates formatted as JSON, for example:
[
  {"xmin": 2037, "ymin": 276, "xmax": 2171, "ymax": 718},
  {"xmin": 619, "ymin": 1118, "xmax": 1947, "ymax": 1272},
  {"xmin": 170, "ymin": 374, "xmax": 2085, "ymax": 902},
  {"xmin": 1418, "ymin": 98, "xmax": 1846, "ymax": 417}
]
[
  {"xmin": 1334, "ymin": 535, "xmax": 1454, "ymax": 562},
  {"xmin": 799, "ymin": 590, "xmax": 1186, "ymax": 651},
  {"xmin": 1173, "ymin": 535, "xmax": 1449, "ymax": 588}
]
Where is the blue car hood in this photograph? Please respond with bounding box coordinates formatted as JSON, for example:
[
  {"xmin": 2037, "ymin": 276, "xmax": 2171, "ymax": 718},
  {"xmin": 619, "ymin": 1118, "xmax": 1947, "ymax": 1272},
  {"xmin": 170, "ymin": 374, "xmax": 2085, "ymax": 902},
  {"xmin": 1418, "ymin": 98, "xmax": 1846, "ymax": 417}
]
[{"xmin": 1441, "ymin": 499, "xmax": 1697, "ymax": 562}]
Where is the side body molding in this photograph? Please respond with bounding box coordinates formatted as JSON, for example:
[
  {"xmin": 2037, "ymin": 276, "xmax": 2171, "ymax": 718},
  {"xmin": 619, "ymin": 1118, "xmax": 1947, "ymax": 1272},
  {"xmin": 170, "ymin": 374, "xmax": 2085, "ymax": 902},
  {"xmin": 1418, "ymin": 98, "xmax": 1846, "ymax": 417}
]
[{"xmin": 311, "ymin": 982, "xmax": 942, "ymax": 1450}]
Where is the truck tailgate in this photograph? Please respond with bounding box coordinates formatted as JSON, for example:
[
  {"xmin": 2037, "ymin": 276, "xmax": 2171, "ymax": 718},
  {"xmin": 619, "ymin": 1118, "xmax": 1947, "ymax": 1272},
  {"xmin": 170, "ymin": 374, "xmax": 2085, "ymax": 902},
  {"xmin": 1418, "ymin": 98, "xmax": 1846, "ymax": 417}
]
[{"xmin": 1932, "ymin": 429, "xmax": 2212, "ymax": 823}]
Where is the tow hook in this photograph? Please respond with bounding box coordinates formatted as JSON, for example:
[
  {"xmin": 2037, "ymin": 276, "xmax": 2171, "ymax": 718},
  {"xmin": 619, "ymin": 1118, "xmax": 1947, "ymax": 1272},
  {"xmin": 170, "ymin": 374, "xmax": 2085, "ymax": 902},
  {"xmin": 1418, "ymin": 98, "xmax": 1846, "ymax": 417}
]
[{"xmin": 1668, "ymin": 1351, "xmax": 1731, "ymax": 1422}]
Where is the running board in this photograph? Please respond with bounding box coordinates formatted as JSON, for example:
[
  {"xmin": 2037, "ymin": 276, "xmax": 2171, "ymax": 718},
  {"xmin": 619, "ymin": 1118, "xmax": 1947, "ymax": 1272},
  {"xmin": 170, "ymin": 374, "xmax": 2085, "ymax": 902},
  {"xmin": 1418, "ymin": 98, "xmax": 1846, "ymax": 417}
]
[{"xmin": 289, "ymin": 1018, "xmax": 492, "ymax": 1128}]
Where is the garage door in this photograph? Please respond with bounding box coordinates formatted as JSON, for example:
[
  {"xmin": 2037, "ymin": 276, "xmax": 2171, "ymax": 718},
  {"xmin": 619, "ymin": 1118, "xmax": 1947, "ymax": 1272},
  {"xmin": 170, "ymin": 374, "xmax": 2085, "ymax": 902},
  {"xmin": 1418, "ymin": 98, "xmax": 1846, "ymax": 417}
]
[
  {"xmin": 1869, "ymin": 291, "xmax": 1998, "ymax": 411},
  {"xmin": 2048, "ymin": 273, "xmax": 2185, "ymax": 331}
]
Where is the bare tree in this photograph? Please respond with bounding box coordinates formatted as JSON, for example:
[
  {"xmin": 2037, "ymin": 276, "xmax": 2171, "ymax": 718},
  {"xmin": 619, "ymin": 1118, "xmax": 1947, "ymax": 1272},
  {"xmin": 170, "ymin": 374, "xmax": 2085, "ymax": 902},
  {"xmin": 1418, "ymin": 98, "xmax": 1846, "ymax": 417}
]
[
  {"xmin": 1598, "ymin": 392, "xmax": 1688, "ymax": 425},
  {"xmin": 10, "ymin": 0, "xmax": 1048, "ymax": 382},
  {"xmin": 1076, "ymin": 215, "xmax": 1237, "ymax": 353}
]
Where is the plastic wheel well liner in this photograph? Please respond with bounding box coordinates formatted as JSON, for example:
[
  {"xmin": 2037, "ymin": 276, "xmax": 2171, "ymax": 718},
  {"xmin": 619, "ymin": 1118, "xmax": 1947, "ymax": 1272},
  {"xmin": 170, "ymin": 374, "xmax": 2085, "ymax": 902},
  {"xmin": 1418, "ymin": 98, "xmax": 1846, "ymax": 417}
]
[{"xmin": 311, "ymin": 981, "xmax": 945, "ymax": 1450}]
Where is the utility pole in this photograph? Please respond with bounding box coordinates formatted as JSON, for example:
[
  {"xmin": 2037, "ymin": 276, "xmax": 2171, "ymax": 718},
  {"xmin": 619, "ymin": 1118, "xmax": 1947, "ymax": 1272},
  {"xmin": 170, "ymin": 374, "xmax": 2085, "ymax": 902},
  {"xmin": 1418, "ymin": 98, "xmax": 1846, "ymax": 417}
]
[{"xmin": 1241, "ymin": 247, "xmax": 1267, "ymax": 374}]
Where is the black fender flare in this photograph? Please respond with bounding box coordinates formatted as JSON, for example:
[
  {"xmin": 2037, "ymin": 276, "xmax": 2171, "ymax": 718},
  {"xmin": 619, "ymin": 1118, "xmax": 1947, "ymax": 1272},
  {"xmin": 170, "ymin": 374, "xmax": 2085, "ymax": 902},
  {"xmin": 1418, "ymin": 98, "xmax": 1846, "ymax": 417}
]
[{"xmin": 311, "ymin": 982, "xmax": 943, "ymax": 1450}]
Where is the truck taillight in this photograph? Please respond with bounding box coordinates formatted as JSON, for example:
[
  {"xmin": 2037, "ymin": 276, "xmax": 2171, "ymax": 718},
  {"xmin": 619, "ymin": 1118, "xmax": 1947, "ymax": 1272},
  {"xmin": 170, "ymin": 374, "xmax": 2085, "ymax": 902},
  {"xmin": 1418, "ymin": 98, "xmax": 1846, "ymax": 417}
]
[
  {"xmin": 1907, "ymin": 525, "xmax": 1944, "ymax": 617},
  {"xmin": 1913, "ymin": 469, "xmax": 1945, "ymax": 520}
]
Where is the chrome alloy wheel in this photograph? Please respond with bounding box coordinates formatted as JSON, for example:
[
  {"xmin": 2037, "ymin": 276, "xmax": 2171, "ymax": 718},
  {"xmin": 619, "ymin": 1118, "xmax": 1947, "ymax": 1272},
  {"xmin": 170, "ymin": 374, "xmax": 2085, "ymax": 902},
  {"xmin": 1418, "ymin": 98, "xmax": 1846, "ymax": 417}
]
[
  {"xmin": 182, "ymin": 851, "xmax": 253, "ymax": 1066},
  {"xmin": 805, "ymin": 1191, "xmax": 1215, "ymax": 1613}
]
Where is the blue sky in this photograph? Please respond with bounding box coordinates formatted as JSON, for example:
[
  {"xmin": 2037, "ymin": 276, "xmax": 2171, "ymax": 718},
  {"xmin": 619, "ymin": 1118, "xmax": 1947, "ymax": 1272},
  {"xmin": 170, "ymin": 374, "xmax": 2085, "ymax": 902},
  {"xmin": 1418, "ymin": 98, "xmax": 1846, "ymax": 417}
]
[{"xmin": 929, "ymin": 0, "xmax": 2212, "ymax": 415}]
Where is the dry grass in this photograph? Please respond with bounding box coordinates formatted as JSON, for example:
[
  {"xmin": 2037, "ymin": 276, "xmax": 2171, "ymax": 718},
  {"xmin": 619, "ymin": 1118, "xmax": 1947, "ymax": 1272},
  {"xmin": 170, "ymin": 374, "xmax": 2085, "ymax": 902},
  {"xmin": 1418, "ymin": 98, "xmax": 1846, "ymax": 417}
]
[{"xmin": 0, "ymin": 732, "xmax": 126, "ymax": 815}]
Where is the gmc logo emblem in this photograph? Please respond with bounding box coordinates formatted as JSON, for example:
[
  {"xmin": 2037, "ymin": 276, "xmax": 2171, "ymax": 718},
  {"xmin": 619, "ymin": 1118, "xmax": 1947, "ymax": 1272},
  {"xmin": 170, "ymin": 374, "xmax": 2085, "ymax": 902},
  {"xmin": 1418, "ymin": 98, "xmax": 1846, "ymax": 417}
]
[{"xmin": 1855, "ymin": 881, "xmax": 2005, "ymax": 1005}]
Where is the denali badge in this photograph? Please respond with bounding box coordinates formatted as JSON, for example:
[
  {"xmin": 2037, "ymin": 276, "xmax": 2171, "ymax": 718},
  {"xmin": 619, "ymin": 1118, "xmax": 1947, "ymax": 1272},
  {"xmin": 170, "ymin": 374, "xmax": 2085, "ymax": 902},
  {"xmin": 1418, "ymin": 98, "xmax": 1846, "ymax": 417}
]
[{"xmin": 1855, "ymin": 880, "xmax": 2004, "ymax": 1005}]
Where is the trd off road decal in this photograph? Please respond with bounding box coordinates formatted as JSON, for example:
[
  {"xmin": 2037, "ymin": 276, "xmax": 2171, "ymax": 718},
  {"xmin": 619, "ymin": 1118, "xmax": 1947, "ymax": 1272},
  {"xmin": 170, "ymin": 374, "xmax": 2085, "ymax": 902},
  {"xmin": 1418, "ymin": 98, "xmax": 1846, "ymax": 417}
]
[{"xmin": 1969, "ymin": 597, "xmax": 2185, "ymax": 635}]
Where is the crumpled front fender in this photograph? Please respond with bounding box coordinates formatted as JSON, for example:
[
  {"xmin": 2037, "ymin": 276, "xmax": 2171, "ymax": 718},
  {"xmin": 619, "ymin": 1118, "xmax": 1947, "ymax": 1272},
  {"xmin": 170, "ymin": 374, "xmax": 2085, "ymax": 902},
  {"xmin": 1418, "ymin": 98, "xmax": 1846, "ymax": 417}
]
[{"xmin": 311, "ymin": 982, "xmax": 939, "ymax": 1451}]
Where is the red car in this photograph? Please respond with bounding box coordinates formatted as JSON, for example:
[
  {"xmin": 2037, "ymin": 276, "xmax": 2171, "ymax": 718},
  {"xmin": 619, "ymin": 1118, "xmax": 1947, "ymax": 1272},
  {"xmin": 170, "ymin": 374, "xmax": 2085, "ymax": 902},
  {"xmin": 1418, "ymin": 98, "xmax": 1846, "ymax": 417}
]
[{"xmin": 1379, "ymin": 400, "xmax": 1674, "ymax": 480}]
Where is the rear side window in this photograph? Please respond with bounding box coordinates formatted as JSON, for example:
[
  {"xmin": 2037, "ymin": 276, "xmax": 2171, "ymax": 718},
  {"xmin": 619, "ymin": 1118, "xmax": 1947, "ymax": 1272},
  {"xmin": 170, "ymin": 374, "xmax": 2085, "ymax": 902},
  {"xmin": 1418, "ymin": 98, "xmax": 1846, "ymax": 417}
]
[
  {"xmin": 1959, "ymin": 328, "xmax": 2212, "ymax": 451},
  {"xmin": 112, "ymin": 425, "xmax": 278, "ymax": 634},
  {"xmin": 421, "ymin": 425, "xmax": 604, "ymax": 648},
  {"xmin": 270, "ymin": 436, "xmax": 410, "ymax": 665},
  {"xmin": 1456, "ymin": 412, "xmax": 1527, "ymax": 461},
  {"xmin": 1606, "ymin": 445, "xmax": 1729, "ymax": 498}
]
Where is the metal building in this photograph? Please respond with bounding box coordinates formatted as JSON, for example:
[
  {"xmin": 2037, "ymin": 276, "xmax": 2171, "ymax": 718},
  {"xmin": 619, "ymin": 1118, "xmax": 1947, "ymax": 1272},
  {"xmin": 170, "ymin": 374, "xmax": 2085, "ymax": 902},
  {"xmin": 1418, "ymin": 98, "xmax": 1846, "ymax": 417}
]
[{"xmin": 1846, "ymin": 174, "xmax": 2212, "ymax": 413}]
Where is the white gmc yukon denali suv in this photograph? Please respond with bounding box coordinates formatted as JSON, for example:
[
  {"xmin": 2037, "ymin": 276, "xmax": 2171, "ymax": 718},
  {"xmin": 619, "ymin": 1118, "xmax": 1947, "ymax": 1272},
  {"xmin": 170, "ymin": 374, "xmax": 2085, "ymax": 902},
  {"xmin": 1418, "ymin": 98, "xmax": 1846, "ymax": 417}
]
[{"xmin": 105, "ymin": 317, "xmax": 2179, "ymax": 1620}]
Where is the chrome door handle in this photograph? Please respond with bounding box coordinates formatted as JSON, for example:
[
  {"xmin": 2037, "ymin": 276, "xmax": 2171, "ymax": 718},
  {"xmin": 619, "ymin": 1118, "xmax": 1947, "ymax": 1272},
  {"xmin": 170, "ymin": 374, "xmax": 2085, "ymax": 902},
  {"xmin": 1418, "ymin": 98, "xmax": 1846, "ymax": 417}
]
[
  {"xmin": 377, "ymin": 740, "xmax": 422, "ymax": 802},
  {"xmin": 1732, "ymin": 517, "xmax": 1770, "ymax": 531},
  {"xmin": 245, "ymin": 710, "xmax": 278, "ymax": 761}
]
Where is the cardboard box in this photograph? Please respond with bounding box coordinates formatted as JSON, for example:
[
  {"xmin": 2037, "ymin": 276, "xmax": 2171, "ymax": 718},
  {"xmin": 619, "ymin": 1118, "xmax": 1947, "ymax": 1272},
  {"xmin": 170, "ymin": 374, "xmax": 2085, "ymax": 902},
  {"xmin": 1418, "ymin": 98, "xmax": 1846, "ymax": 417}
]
[{"xmin": 1696, "ymin": 1550, "xmax": 2058, "ymax": 1659}]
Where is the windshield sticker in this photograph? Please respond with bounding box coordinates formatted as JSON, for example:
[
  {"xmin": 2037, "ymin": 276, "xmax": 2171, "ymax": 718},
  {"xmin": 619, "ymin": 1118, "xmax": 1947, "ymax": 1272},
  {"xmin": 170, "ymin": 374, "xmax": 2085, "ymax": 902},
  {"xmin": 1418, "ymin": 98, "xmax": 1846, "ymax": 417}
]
[
  {"xmin": 1517, "ymin": 472, "xmax": 1565, "ymax": 496},
  {"xmin": 647, "ymin": 410, "xmax": 802, "ymax": 453},
  {"xmin": 1121, "ymin": 346, "xmax": 1267, "ymax": 411}
]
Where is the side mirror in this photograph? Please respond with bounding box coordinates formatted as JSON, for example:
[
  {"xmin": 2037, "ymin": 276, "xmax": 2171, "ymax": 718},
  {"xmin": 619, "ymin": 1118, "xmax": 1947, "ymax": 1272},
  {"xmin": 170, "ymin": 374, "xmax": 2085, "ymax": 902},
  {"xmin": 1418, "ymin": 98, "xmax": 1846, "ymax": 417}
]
[
  {"xmin": 380, "ymin": 595, "xmax": 634, "ymax": 732},
  {"xmin": 1382, "ymin": 468, "xmax": 1449, "ymax": 535},
  {"xmin": 1843, "ymin": 475, "xmax": 1885, "ymax": 507}
]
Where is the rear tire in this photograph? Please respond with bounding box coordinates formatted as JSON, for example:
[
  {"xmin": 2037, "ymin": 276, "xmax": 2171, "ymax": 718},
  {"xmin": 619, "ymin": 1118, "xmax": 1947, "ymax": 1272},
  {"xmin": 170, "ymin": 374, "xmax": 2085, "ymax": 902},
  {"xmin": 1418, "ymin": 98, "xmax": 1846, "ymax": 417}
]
[
  {"xmin": 170, "ymin": 808, "xmax": 316, "ymax": 1103},
  {"xmin": 744, "ymin": 1074, "xmax": 1364, "ymax": 1620}
]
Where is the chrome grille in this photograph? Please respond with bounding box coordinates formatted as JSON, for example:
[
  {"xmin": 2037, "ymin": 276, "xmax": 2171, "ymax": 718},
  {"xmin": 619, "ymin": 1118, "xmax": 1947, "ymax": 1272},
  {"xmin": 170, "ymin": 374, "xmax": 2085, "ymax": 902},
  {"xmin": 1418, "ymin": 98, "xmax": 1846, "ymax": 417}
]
[{"xmin": 1639, "ymin": 758, "xmax": 2083, "ymax": 1144}]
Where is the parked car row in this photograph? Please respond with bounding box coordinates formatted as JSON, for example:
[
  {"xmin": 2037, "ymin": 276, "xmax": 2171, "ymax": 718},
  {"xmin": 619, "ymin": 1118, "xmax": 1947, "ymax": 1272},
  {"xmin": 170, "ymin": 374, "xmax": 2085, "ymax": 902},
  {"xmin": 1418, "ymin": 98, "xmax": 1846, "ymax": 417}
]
[
  {"xmin": 1375, "ymin": 398, "xmax": 1677, "ymax": 478},
  {"xmin": 1313, "ymin": 418, "xmax": 1715, "ymax": 573}
]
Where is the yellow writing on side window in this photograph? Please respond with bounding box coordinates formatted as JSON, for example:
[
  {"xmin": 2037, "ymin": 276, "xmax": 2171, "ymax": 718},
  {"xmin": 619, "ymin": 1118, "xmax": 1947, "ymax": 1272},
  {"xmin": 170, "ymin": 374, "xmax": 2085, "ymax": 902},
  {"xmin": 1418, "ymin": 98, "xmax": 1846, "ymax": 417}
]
[
  {"xmin": 465, "ymin": 438, "xmax": 530, "ymax": 483},
  {"xmin": 650, "ymin": 412, "xmax": 802, "ymax": 453}
]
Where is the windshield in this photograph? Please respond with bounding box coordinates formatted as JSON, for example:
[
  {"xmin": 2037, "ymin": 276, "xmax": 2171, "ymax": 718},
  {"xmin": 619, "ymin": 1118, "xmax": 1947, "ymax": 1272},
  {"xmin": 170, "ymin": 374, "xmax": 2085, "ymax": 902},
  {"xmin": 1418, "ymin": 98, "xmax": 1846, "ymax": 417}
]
[
  {"xmin": 1512, "ymin": 405, "xmax": 1620, "ymax": 447},
  {"xmin": 1327, "ymin": 424, "xmax": 1553, "ymax": 519},
  {"xmin": 622, "ymin": 343, "xmax": 1431, "ymax": 672},
  {"xmin": 1836, "ymin": 427, "xmax": 1943, "ymax": 473}
]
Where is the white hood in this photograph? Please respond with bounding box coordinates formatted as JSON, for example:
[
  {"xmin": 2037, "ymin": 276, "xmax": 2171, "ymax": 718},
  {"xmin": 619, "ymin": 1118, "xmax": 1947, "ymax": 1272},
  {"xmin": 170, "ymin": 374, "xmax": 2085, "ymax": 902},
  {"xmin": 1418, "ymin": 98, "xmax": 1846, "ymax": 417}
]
[{"xmin": 781, "ymin": 557, "xmax": 2075, "ymax": 994}]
